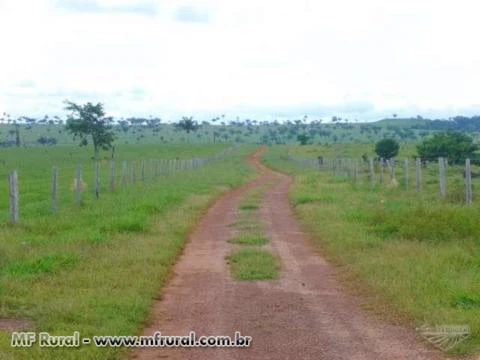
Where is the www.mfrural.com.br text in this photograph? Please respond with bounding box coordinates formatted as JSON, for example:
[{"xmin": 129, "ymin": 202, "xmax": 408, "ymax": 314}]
[{"xmin": 11, "ymin": 331, "xmax": 252, "ymax": 348}]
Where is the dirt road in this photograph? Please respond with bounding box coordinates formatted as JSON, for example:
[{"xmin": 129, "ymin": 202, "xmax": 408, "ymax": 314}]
[{"xmin": 132, "ymin": 148, "xmax": 443, "ymax": 360}]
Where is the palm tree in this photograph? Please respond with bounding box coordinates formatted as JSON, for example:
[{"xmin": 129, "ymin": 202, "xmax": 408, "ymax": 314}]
[{"xmin": 175, "ymin": 116, "xmax": 200, "ymax": 142}]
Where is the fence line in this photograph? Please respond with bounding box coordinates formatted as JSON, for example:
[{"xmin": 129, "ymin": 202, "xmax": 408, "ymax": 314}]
[{"xmin": 287, "ymin": 154, "xmax": 477, "ymax": 206}]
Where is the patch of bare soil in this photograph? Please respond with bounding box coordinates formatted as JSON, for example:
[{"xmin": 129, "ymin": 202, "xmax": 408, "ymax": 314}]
[
  {"xmin": 0, "ymin": 318, "xmax": 33, "ymax": 332},
  {"xmin": 132, "ymin": 148, "xmax": 444, "ymax": 360}
]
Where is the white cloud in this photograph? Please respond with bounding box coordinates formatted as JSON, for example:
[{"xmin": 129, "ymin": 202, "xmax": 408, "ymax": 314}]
[{"xmin": 0, "ymin": 0, "xmax": 479, "ymax": 121}]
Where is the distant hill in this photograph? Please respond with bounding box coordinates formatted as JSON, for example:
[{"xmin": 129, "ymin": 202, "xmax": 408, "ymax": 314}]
[{"xmin": 373, "ymin": 118, "xmax": 431, "ymax": 128}]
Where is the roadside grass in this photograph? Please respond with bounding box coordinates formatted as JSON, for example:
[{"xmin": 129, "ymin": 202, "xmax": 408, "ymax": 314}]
[
  {"xmin": 228, "ymin": 248, "xmax": 280, "ymax": 281},
  {"xmin": 228, "ymin": 234, "xmax": 269, "ymax": 246},
  {"xmin": 264, "ymin": 145, "xmax": 480, "ymax": 355},
  {"xmin": 0, "ymin": 145, "xmax": 256, "ymax": 359}
]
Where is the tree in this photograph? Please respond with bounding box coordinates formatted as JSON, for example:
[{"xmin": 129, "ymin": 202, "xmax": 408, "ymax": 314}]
[
  {"xmin": 64, "ymin": 100, "xmax": 115, "ymax": 160},
  {"xmin": 297, "ymin": 134, "xmax": 310, "ymax": 145},
  {"xmin": 175, "ymin": 116, "xmax": 200, "ymax": 136},
  {"xmin": 375, "ymin": 138, "xmax": 399, "ymax": 159},
  {"xmin": 417, "ymin": 131, "xmax": 477, "ymax": 164}
]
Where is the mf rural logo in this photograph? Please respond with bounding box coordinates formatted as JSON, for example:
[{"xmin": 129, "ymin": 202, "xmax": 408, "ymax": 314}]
[{"xmin": 416, "ymin": 324, "xmax": 470, "ymax": 351}]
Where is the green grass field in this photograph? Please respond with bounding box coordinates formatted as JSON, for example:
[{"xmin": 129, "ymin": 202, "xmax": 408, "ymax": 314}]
[
  {"xmin": 3, "ymin": 138, "xmax": 480, "ymax": 357},
  {"xmin": 264, "ymin": 145, "xmax": 480, "ymax": 355},
  {"xmin": 0, "ymin": 144, "xmax": 256, "ymax": 359}
]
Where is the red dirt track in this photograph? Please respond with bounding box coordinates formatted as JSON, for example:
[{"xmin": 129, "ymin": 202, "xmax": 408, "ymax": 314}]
[{"xmin": 132, "ymin": 148, "xmax": 443, "ymax": 360}]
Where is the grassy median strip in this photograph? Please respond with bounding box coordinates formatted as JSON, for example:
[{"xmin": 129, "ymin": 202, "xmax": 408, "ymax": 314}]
[
  {"xmin": 228, "ymin": 182, "xmax": 280, "ymax": 280},
  {"xmin": 229, "ymin": 248, "xmax": 279, "ymax": 281},
  {"xmin": 228, "ymin": 234, "xmax": 269, "ymax": 246}
]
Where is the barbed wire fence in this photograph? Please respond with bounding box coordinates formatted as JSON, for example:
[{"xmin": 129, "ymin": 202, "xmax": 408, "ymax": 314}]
[
  {"xmin": 287, "ymin": 154, "xmax": 476, "ymax": 205},
  {"xmin": 5, "ymin": 147, "xmax": 236, "ymax": 224}
]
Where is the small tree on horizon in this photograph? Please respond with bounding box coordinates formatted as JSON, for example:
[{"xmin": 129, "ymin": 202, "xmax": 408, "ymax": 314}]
[
  {"xmin": 297, "ymin": 134, "xmax": 310, "ymax": 146},
  {"xmin": 175, "ymin": 116, "xmax": 200, "ymax": 141},
  {"xmin": 375, "ymin": 138, "xmax": 399, "ymax": 159},
  {"xmin": 64, "ymin": 100, "xmax": 115, "ymax": 160}
]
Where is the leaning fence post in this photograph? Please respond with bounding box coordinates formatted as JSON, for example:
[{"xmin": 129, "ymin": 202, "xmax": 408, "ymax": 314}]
[
  {"xmin": 75, "ymin": 164, "xmax": 82, "ymax": 205},
  {"xmin": 438, "ymin": 157, "xmax": 446, "ymax": 198},
  {"xmin": 465, "ymin": 158, "xmax": 473, "ymax": 205},
  {"xmin": 415, "ymin": 158, "xmax": 422, "ymax": 192},
  {"xmin": 52, "ymin": 167, "xmax": 59, "ymax": 212},
  {"xmin": 9, "ymin": 171, "xmax": 19, "ymax": 223}
]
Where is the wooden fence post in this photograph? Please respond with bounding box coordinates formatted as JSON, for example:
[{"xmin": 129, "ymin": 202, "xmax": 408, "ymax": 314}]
[
  {"xmin": 109, "ymin": 160, "xmax": 115, "ymax": 192},
  {"xmin": 95, "ymin": 161, "xmax": 100, "ymax": 199},
  {"xmin": 415, "ymin": 158, "xmax": 422, "ymax": 192},
  {"xmin": 390, "ymin": 159, "xmax": 396, "ymax": 180},
  {"xmin": 380, "ymin": 158, "xmax": 384, "ymax": 184},
  {"xmin": 465, "ymin": 158, "xmax": 473, "ymax": 205},
  {"xmin": 75, "ymin": 164, "xmax": 82, "ymax": 205},
  {"xmin": 122, "ymin": 161, "xmax": 128, "ymax": 186},
  {"xmin": 369, "ymin": 158, "xmax": 375, "ymax": 188},
  {"xmin": 52, "ymin": 167, "xmax": 59, "ymax": 212},
  {"xmin": 141, "ymin": 160, "xmax": 145, "ymax": 181},
  {"xmin": 438, "ymin": 157, "xmax": 446, "ymax": 198},
  {"xmin": 386, "ymin": 159, "xmax": 392, "ymax": 179},
  {"xmin": 132, "ymin": 162, "xmax": 137, "ymax": 184},
  {"xmin": 9, "ymin": 171, "xmax": 19, "ymax": 223},
  {"xmin": 353, "ymin": 160, "xmax": 358, "ymax": 184}
]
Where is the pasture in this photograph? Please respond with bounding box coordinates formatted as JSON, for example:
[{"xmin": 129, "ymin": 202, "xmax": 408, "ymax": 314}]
[{"xmin": 0, "ymin": 144, "xmax": 255, "ymax": 359}]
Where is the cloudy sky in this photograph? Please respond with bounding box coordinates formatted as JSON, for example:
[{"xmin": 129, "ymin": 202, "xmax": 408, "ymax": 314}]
[{"xmin": 0, "ymin": 0, "xmax": 479, "ymax": 122}]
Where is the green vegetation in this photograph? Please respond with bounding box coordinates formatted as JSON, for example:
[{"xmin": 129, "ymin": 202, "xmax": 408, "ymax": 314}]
[
  {"xmin": 264, "ymin": 145, "xmax": 480, "ymax": 354},
  {"xmin": 375, "ymin": 138, "xmax": 399, "ymax": 159},
  {"xmin": 239, "ymin": 204, "xmax": 259, "ymax": 211},
  {"xmin": 175, "ymin": 116, "xmax": 200, "ymax": 136},
  {"xmin": 0, "ymin": 144, "xmax": 230, "ymax": 223},
  {"xmin": 228, "ymin": 234, "xmax": 269, "ymax": 246},
  {"xmin": 227, "ymin": 182, "xmax": 279, "ymax": 279},
  {"xmin": 64, "ymin": 101, "xmax": 116, "ymax": 160},
  {"xmin": 4, "ymin": 115, "xmax": 480, "ymax": 148},
  {"xmin": 0, "ymin": 144, "xmax": 255, "ymax": 359},
  {"xmin": 417, "ymin": 131, "xmax": 478, "ymax": 164},
  {"xmin": 297, "ymin": 134, "xmax": 310, "ymax": 145},
  {"xmin": 228, "ymin": 248, "xmax": 280, "ymax": 281}
]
